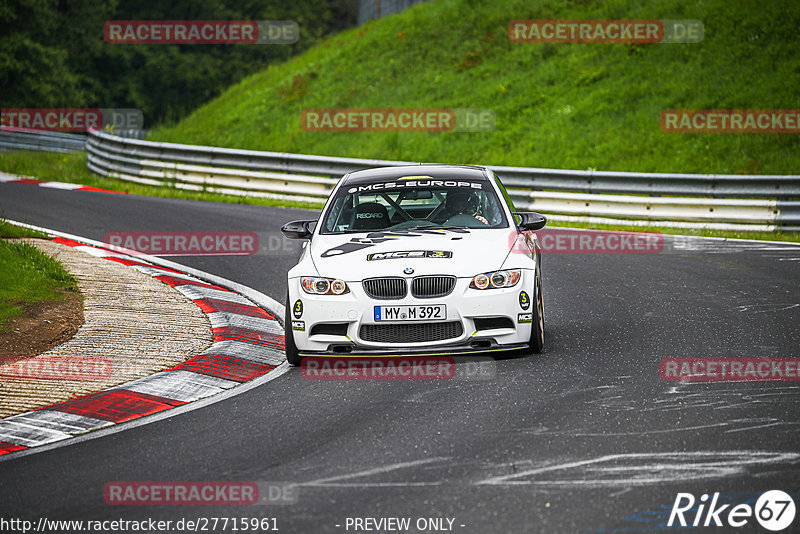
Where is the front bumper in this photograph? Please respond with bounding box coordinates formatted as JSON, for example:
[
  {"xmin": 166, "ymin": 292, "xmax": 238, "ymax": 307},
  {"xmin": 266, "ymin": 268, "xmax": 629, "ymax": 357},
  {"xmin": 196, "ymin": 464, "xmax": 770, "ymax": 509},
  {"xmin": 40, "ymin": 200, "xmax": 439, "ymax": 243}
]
[{"xmin": 288, "ymin": 273, "xmax": 535, "ymax": 356}]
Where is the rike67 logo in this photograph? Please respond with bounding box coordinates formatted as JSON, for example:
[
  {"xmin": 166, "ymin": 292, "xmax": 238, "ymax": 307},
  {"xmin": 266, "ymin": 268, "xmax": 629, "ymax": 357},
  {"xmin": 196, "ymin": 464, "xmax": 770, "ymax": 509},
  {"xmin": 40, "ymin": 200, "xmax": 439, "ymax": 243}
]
[{"xmin": 668, "ymin": 490, "xmax": 796, "ymax": 531}]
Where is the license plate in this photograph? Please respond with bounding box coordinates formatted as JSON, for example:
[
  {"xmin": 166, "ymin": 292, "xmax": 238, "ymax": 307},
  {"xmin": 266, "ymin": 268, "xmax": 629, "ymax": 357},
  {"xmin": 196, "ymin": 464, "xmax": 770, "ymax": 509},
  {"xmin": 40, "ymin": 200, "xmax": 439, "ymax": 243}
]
[{"xmin": 374, "ymin": 305, "xmax": 446, "ymax": 321}]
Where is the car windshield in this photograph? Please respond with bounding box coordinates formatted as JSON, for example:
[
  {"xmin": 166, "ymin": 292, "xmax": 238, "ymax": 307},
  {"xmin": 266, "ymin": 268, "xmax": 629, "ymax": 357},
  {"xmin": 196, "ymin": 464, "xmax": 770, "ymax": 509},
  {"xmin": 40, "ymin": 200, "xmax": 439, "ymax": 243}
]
[{"xmin": 320, "ymin": 178, "xmax": 509, "ymax": 233}]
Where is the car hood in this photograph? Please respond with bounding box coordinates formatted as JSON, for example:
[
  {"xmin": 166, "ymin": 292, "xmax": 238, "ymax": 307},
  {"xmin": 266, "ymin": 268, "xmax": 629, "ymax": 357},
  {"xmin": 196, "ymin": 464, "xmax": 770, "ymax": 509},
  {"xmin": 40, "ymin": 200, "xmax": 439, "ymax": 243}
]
[{"xmin": 309, "ymin": 228, "xmax": 517, "ymax": 280}]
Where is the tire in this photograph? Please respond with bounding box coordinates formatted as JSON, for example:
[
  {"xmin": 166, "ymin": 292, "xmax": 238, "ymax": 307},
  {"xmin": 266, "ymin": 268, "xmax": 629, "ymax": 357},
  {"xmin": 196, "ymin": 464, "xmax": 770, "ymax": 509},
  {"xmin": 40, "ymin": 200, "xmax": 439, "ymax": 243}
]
[
  {"xmin": 284, "ymin": 292, "xmax": 302, "ymax": 366},
  {"xmin": 527, "ymin": 273, "xmax": 545, "ymax": 354}
]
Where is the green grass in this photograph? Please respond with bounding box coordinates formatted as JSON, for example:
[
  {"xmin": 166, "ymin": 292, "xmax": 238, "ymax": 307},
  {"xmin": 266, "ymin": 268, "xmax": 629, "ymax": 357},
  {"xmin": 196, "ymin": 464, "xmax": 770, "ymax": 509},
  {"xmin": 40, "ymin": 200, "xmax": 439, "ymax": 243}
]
[
  {"xmin": 0, "ymin": 232, "xmax": 79, "ymax": 331},
  {"xmin": 148, "ymin": 0, "xmax": 800, "ymax": 175},
  {"xmin": 0, "ymin": 219, "xmax": 48, "ymax": 239},
  {"xmin": 0, "ymin": 151, "xmax": 323, "ymax": 210}
]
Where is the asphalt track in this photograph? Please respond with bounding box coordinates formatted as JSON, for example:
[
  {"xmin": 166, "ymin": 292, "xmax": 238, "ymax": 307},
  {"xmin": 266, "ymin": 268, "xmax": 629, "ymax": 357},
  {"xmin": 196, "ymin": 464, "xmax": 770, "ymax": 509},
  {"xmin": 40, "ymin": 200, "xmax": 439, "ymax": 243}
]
[{"xmin": 1, "ymin": 182, "xmax": 799, "ymax": 533}]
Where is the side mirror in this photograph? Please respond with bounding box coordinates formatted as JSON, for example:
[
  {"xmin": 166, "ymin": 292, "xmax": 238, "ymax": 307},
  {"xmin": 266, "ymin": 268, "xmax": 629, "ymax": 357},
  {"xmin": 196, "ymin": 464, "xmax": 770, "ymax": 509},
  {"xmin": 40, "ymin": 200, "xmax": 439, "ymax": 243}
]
[
  {"xmin": 281, "ymin": 220, "xmax": 316, "ymax": 240},
  {"xmin": 514, "ymin": 212, "xmax": 547, "ymax": 231}
]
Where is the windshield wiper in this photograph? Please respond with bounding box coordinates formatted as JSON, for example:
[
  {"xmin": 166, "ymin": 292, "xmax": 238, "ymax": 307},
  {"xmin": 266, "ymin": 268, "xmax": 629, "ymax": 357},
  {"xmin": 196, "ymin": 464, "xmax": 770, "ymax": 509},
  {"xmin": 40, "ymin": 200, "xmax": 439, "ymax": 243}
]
[
  {"xmin": 405, "ymin": 224, "xmax": 468, "ymax": 230},
  {"xmin": 330, "ymin": 225, "xmax": 468, "ymax": 234}
]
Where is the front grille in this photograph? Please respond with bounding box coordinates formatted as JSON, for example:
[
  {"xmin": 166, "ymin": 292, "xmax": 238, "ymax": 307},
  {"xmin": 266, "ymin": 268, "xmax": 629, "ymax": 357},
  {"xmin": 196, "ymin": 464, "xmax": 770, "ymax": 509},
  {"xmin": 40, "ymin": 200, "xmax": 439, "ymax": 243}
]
[
  {"xmin": 411, "ymin": 275, "xmax": 456, "ymax": 298},
  {"xmin": 363, "ymin": 277, "xmax": 407, "ymax": 299},
  {"xmin": 360, "ymin": 321, "xmax": 463, "ymax": 343}
]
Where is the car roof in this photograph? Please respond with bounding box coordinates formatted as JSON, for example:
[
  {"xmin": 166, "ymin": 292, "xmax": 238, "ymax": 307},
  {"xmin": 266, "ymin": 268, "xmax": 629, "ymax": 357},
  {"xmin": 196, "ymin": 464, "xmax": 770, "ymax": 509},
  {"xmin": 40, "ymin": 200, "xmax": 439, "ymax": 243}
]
[{"xmin": 342, "ymin": 164, "xmax": 490, "ymax": 185}]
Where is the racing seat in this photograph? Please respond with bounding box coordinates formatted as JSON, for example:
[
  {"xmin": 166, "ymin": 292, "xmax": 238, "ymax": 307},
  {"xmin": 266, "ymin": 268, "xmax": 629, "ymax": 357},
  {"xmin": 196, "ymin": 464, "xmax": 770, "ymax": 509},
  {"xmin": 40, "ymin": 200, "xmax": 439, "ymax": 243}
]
[{"xmin": 350, "ymin": 202, "xmax": 390, "ymax": 230}]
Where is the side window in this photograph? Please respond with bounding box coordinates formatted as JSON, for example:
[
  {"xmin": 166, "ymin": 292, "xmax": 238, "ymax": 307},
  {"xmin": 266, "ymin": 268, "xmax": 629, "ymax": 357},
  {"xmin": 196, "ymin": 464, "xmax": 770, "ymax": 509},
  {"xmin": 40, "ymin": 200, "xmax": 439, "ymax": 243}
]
[
  {"xmin": 326, "ymin": 196, "xmax": 346, "ymax": 232},
  {"xmin": 494, "ymin": 175, "xmax": 519, "ymax": 225}
]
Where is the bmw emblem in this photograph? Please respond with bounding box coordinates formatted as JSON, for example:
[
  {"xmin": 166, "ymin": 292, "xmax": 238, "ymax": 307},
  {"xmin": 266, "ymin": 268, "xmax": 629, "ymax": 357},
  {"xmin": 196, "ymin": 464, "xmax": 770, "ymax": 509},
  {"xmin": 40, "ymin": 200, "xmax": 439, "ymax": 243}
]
[{"xmin": 403, "ymin": 267, "xmax": 414, "ymax": 275}]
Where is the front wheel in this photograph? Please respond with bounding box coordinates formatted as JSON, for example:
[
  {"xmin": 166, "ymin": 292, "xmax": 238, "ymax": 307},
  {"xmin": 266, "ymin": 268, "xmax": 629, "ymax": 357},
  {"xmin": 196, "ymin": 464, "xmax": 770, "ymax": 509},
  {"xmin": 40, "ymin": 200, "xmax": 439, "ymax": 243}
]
[
  {"xmin": 284, "ymin": 292, "xmax": 302, "ymax": 365},
  {"xmin": 527, "ymin": 273, "xmax": 545, "ymax": 354}
]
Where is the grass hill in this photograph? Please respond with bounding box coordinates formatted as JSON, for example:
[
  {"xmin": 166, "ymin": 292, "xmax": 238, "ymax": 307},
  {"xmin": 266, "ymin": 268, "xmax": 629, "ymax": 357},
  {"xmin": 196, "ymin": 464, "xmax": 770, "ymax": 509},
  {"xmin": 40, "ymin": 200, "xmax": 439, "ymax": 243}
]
[{"xmin": 150, "ymin": 0, "xmax": 800, "ymax": 175}]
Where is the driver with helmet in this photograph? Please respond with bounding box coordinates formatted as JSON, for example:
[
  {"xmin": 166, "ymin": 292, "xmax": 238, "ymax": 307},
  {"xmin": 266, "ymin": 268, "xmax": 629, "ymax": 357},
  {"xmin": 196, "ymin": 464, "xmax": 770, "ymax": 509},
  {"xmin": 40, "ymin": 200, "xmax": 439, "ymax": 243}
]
[{"xmin": 441, "ymin": 190, "xmax": 488, "ymax": 224}]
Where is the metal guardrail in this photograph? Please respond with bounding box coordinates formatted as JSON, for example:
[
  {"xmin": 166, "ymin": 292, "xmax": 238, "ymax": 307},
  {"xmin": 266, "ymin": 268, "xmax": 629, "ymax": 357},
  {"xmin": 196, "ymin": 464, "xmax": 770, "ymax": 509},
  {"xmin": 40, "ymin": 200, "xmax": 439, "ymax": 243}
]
[
  {"xmin": 85, "ymin": 130, "xmax": 800, "ymax": 199},
  {"xmin": 0, "ymin": 129, "xmax": 147, "ymax": 154},
  {"xmin": 510, "ymin": 191, "xmax": 798, "ymax": 229},
  {"xmin": 494, "ymin": 167, "xmax": 800, "ymax": 199},
  {"xmin": 82, "ymin": 130, "xmax": 800, "ymax": 199},
  {"xmin": 84, "ymin": 130, "xmax": 800, "ymax": 231},
  {"xmin": 0, "ymin": 130, "xmax": 87, "ymax": 153},
  {"xmin": 4, "ymin": 129, "xmax": 798, "ymax": 231},
  {"xmin": 86, "ymin": 131, "xmax": 340, "ymax": 202}
]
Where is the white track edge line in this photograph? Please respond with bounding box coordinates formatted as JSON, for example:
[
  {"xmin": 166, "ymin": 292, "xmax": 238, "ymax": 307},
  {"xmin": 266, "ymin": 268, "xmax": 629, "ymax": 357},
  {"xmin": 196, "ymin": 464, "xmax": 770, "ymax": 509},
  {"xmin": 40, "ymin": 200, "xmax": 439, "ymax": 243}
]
[
  {"xmin": 0, "ymin": 362, "xmax": 290, "ymax": 463},
  {"xmin": 546, "ymin": 225, "xmax": 800, "ymax": 248}
]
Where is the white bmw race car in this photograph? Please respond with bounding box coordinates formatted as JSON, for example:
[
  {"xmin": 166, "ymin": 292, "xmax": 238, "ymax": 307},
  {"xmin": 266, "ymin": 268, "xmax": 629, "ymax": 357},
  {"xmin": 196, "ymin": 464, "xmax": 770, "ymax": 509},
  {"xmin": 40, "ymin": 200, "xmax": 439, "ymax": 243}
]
[{"xmin": 280, "ymin": 165, "xmax": 547, "ymax": 365}]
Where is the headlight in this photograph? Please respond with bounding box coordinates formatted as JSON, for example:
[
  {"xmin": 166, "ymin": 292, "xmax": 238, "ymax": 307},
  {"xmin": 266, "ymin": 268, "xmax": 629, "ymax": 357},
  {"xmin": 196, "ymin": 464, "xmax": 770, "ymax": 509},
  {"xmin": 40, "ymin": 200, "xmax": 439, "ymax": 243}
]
[
  {"xmin": 301, "ymin": 277, "xmax": 350, "ymax": 295},
  {"xmin": 469, "ymin": 269, "xmax": 520, "ymax": 290}
]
